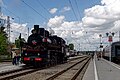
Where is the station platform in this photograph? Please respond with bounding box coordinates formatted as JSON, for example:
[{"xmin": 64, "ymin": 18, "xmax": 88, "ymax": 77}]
[
  {"xmin": 0, "ymin": 62, "xmax": 25, "ymax": 73},
  {"xmin": 83, "ymin": 55, "xmax": 120, "ymax": 80}
]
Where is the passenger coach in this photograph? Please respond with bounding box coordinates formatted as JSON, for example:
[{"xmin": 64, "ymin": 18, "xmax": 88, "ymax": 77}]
[{"xmin": 103, "ymin": 41, "xmax": 120, "ymax": 62}]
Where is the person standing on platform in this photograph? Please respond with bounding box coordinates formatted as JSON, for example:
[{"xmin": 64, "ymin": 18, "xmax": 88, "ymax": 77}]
[
  {"xmin": 91, "ymin": 53, "xmax": 94, "ymax": 60},
  {"xmin": 12, "ymin": 50, "xmax": 17, "ymax": 65},
  {"xmin": 16, "ymin": 53, "xmax": 20, "ymax": 65},
  {"xmin": 97, "ymin": 53, "xmax": 100, "ymax": 60}
]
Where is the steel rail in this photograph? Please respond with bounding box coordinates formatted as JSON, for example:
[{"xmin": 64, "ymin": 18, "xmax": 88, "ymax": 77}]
[
  {"xmin": 46, "ymin": 57, "xmax": 89, "ymax": 80},
  {"xmin": 0, "ymin": 56, "xmax": 88, "ymax": 80},
  {"xmin": 0, "ymin": 67, "xmax": 41, "ymax": 80},
  {"xmin": 71, "ymin": 58, "xmax": 90, "ymax": 80}
]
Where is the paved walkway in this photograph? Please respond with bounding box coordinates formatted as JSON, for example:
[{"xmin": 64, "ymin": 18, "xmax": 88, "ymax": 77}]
[
  {"xmin": 83, "ymin": 55, "xmax": 120, "ymax": 80},
  {"xmin": 0, "ymin": 62, "xmax": 25, "ymax": 73},
  {"xmin": 0, "ymin": 62, "xmax": 12, "ymax": 67}
]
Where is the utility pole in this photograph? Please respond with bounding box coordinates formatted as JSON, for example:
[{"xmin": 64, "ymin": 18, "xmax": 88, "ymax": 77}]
[
  {"xmin": 7, "ymin": 16, "xmax": 10, "ymax": 42},
  {"xmin": 78, "ymin": 44, "xmax": 80, "ymax": 51},
  {"xmin": 119, "ymin": 31, "xmax": 120, "ymax": 41},
  {"xmin": 28, "ymin": 27, "xmax": 29, "ymax": 38},
  {"xmin": 19, "ymin": 33, "xmax": 22, "ymax": 56},
  {"xmin": 0, "ymin": 3, "xmax": 2, "ymax": 16},
  {"xmin": 0, "ymin": 4, "xmax": 5, "ymax": 27},
  {"xmin": 7, "ymin": 16, "xmax": 11, "ymax": 54}
]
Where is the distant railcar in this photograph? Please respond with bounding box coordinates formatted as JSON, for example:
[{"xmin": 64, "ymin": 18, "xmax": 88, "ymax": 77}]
[{"xmin": 103, "ymin": 41, "xmax": 120, "ymax": 62}]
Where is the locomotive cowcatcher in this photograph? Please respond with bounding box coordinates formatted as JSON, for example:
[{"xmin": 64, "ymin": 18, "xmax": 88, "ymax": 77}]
[{"xmin": 21, "ymin": 25, "xmax": 67, "ymax": 67}]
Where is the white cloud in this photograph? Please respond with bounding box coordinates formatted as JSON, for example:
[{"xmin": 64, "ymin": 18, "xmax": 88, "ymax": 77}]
[
  {"xmin": 47, "ymin": 15, "xmax": 84, "ymax": 45},
  {"xmin": 47, "ymin": 15, "xmax": 65, "ymax": 27},
  {"xmin": 10, "ymin": 22, "xmax": 28, "ymax": 42},
  {"xmin": 0, "ymin": 0, "xmax": 29, "ymax": 43},
  {"xmin": 82, "ymin": 0, "xmax": 120, "ymax": 50},
  {"xmin": 49, "ymin": 8, "xmax": 58, "ymax": 14},
  {"xmin": 83, "ymin": 0, "xmax": 120, "ymax": 31},
  {"xmin": 47, "ymin": 16, "xmax": 103, "ymax": 51},
  {"xmin": 63, "ymin": 6, "xmax": 71, "ymax": 11},
  {"xmin": 1, "ymin": 15, "xmax": 28, "ymax": 42},
  {"xmin": 82, "ymin": 17, "xmax": 106, "ymax": 27},
  {"xmin": 47, "ymin": 0, "xmax": 120, "ymax": 51},
  {"xmin": 3, "ymin": 0, "xmax": 119, "ymax": 51},
  {"xmin": 61, "ymin": 6, "xmax": 71, "ymax": 12}
]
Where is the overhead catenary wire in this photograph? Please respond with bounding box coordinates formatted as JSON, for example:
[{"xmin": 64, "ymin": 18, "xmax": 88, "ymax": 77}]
[
  {"xmin": 36, "ymin": 0, "xmax": 63, "ymax": 28},
  {"xmin": 73, "ymin": 0, "xmax": 93, "ymax": 47},
  {"xmin": 3, "ymin": 6, "xmax": 28, "ymax": 25},
  {"xmin": 3, "ymin": 1, "xmax": 27, "ymax": 24},
  {"xmin": 21, "ymin": 0, "xmax": 61, "ymax": 29},
  {"xmin": 3, "ymin": 7, "xmax": 18, "ymax": 18},
  {"xmin": 68, "ymin": 0, "xmax": 79, "ymax": 21},
  {"xmin": 74, "ymin": 0, "xmax": 82, "ymax": 20},
  {"xmin": 68, "ymin": 0, "xmax": 92, "ymax": 49},
  {"xmin": 4, "ymin": 0, "xmax": 95, "ymax": 50},
  {"xmin": 3, "ymin": 0, "xmax": 57, "ymax": 32},
  {"xmin": 36, "ymin": 0, "xmax": 50, "ymax": 16},
  {"xmin": 2, "ymin": 3, "xmax": 29, "ymax": 42},
  {"xmin": 21, "ymin": 0, "xmax": 47, "ymax": 21}
]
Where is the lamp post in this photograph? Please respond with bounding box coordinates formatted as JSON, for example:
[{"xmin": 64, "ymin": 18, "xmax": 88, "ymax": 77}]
[
  {"xmin": 99, "ymin": 34, "xmax": 103, "ymax": 59},
  {"xmin": 78, "ymin": 43, "xmax": 80, "ymax": 51},
  {"xmin": 106, "ymin": 32, "xmax": 114, "ymax": 62},
  {"xmin": 119, "ymin": 31, "xmax": 120, "ymax": 41}
]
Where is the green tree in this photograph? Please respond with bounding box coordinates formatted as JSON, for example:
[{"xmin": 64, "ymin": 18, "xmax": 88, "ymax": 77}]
[
  {"xmin": 15, "ymin": 39, "xmax": 20, "ymax": 48},
  {"xmin": 15, "ymin": 38, "xmax": 26, "ymax": 48},
  {"xmin": 69, "ymin": 43, "xmax": 74, "ymax": 50},
  {"xmin": 0, "ymin": 26, "xmax": 8, "ymax": 55}
]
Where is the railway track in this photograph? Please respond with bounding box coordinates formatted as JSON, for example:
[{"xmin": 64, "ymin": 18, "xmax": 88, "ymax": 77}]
[
  {"xmin": 0, "ymin": 56, "xmax": 90, "ymax": 80},
  {"xmin": 0, "ymin": 66, "xmax": 41, "ymax": 80},
  {"xmin": 0, "ymin": 65, "xmax": 31, "ymax": 76},
  {"xmin": 0, "ymin": 56, "xmax": 85, "ymax": 75},
  {"xmin": 46, "ymin": 57, "xmax": 90, "ymax": 80}
]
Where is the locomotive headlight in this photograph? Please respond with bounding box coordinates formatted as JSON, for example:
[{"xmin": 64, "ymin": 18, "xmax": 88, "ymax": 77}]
[
  {"xmin": 38, "ymin": 53, "xmax": 40, "ymax": 56},
  {"xmin": 25, "ymin": 53, "xmax": 27, "ymax": 56}
]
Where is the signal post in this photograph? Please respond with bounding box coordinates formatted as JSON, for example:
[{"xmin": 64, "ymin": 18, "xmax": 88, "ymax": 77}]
[{"xmin": 106, "ymin": 32, "xmax": 114, "ymax": 62}]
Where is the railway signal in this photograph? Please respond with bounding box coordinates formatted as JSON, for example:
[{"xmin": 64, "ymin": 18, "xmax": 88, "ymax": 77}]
[
  {"xmin": 108, "ymin": 36, "xmax": 112, "ymax": 42},
  {"xmin": 106, "ymin": 32, "xmax": 115, "ymax": 62}
]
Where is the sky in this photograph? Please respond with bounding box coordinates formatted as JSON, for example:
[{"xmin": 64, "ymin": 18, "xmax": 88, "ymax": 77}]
[{"xmin": 0, "ymin": 0, "xmax": 120, "ymax": 51}]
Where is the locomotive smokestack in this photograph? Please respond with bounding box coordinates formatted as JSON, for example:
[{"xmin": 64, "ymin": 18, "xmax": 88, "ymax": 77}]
[
  {"xmin": 34, "ymin": 25, "xmax": 39, "ymax": 30},
  {"xmin": 38, "ymin": 28, "xmax": 45, "ymax": 36},
  {"xmin": 34, "ymin": 25, "xmax": 39, "ymax": 34}
]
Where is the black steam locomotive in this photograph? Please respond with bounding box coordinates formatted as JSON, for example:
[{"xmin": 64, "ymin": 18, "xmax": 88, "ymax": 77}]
[{"xmin": 21, "ymin": 25, "xmax": 67, "ymax": 66}]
